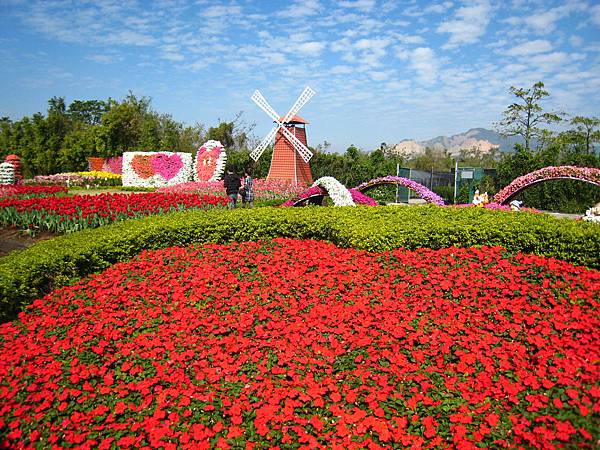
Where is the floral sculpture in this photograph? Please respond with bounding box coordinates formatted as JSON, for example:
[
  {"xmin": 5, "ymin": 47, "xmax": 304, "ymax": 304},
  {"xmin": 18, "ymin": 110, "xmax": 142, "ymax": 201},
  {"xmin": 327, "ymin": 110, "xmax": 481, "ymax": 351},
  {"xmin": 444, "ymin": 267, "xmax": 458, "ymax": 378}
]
[
  {"xmin": 194, "ymin": 140, "xmax": 227, "ymax": 182},
  {"xmin": 494, "ymin": 166, "xmax": 600, "ymax": 205},
  {"xmin": 354, "ymin": 176, "xmax": 445, "ymax": 205},
  {"xmin": 583, "ymin": 203, "xmax": 600, "ymax": 224},
  {"xmin": 122, "ymin": 151, "xmax": 192, "ymax": 188},
  {"xmin": 283, "ymin": 177, "xmax": 373, "ymax": 207},
  {"xmin": 0, "ymin": 162, "xmax": 15, "ymax": 185},
  {"xmin": 313, "ymin": 177, "xmax": 355, "ymax": 206},
  {"xmin": 102, "ymin": 156, "xmax": 123, "ymax": 175}
]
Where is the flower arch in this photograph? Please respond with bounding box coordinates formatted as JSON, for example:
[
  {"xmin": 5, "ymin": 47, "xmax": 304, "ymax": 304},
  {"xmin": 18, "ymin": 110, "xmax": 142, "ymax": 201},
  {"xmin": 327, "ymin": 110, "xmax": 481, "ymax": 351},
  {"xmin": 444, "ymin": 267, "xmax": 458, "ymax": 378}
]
[
  {"xmin": 493, "ymin": 166, "xmax": 600, "ymax": 205},
  {"xmin": 283, "ymin": 177, "xmax": 377, "ymax": 207},
  {"xmin": 354, "ymin": 176, "xmax": 445, "ymax": 205}
]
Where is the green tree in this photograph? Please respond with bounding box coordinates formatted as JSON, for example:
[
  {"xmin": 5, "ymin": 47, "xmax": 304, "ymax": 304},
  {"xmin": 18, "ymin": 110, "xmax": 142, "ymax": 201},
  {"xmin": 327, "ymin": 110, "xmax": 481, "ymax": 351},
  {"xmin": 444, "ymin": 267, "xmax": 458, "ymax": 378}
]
[
  {"xmin": 495, "ymin": 81, "xmax": 563, "ymax": 151},
  {"xmin": 206, "ymin": 122, "xmax": 235, "ymax": 149},
  {"xmin": 568, "ymin": 116, "xmax": 600, "ymax": 154},
  {"xmin": 68, "ymin": 100, "xmax": 108, "ymax": 125}
]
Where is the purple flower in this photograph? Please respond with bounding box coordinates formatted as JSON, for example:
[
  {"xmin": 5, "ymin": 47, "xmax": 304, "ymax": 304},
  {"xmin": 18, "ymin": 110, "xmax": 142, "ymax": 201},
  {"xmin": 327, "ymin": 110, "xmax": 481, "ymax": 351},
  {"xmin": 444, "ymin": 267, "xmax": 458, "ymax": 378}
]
[{"xmin": 354, "ymin": 176, "xmax": 445, "ymax": 205}]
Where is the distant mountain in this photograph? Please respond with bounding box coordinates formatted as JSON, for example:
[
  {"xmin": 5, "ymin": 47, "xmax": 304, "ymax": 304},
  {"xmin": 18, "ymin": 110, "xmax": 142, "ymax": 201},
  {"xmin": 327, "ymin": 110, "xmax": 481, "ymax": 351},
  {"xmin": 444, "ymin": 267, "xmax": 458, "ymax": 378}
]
[{"xmin": 391, "ymin": 128, "xmax": 526, "ymax": 157}]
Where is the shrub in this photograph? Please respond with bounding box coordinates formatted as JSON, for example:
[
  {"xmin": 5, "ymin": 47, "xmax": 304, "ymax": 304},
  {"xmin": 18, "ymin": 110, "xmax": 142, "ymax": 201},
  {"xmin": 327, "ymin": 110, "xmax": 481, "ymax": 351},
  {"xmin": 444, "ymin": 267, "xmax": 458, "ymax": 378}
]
[{"xmin": 0, "ymin": 205, "xmax": 598, "ymax": 322}]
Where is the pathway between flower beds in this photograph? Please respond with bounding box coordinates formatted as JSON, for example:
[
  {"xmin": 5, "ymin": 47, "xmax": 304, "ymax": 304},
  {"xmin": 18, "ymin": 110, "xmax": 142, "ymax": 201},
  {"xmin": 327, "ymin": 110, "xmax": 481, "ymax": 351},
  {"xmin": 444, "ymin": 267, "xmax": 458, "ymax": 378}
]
[{"xmin": 0, "ymin": 227, "xmax": 56, "ymax": 257}]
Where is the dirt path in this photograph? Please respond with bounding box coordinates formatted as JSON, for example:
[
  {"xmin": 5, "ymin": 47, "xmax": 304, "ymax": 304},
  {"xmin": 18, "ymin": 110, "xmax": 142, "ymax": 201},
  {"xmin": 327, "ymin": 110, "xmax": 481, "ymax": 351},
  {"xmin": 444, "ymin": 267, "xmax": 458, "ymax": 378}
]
[{"xmin": 0, "ymin": 227, "xmax": 57, "ymax": 257}]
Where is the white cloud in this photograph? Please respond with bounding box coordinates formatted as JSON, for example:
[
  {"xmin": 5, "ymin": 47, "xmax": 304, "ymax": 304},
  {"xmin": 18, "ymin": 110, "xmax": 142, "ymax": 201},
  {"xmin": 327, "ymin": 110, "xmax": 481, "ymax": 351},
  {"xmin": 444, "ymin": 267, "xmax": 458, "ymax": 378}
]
[
  {"xmin": 410, "ymin": 47, "xmax": 438, "ymax": 84},
  {"xmin": 591, "ymin": 4, "xmax": 600, "ymax": 26},
  {"xmin": 200, "ymin": 5, "xmax": 242, "ymax": 18},
  {"xmin": 278, "ymin": 0, "xmax": 321, "ymax": 18},
  {"xmin": 569, "ymin": 35, "xmax": 583, "ymax": 47},
  {"xmin": 297, "ymin": 41, "xmax": 326, "ymax": 56},
  {"xmin": 330, "ymin": 65, "xmax": 353, "ymax": 74},
  {"xmin": 437, "ymin": 1, "xmax": 491, "ymax": 48},
  {"xmin": 523, "ymin": 10, "xmax": 562, "ymax": 34},
  {"xmin": 504, "ymin": 39, "xmax": 553, "ymax": 56},
  {"xmin": 85, "ymin": 53, "xmax": 122, "ymax": 64},
  {"xmin": 162, "ymin": 52, "xmax": 185, "ymax": 61},
  {"xmin": 403, "ymin": 1, "xmax": 454, "ymax": 17},
  {"xmin": 337, "ymin": 0, "xmax": 376, "ymax": 12}
]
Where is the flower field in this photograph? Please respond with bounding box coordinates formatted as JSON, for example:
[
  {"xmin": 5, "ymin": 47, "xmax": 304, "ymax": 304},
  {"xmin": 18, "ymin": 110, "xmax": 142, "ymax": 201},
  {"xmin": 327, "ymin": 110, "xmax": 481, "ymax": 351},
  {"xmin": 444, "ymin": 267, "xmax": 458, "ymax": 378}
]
[
  {"xmin": 1, "ymin": 238, "xmax": 598, "ymax": 448},
  {"xmin": 0, "ymin": 192, "xmax": 227, "ymax": 234}
]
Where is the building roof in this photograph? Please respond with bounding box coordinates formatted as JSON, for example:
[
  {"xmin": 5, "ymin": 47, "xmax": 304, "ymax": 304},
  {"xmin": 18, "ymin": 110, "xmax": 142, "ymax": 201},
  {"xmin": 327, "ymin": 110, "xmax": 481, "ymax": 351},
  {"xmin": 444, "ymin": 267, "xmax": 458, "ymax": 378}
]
[{"xmin": 277, "ymin": 115, "xmax": 309, "ymax": 124}]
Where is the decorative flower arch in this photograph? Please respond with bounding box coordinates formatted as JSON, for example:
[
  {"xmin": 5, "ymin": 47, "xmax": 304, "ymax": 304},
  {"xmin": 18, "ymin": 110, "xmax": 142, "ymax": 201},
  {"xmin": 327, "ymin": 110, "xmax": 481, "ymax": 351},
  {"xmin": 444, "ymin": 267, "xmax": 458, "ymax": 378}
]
[
  {"xmin": 493, "ymin": 166, "xmax": 600, "ymax": 205},
  {"xmin": 354, "ymin": 176, "xmax": 445, "ymax": 206},
  {"xmin": 283, "ymin": 177, "xmax": 377, "ymax": 207}
]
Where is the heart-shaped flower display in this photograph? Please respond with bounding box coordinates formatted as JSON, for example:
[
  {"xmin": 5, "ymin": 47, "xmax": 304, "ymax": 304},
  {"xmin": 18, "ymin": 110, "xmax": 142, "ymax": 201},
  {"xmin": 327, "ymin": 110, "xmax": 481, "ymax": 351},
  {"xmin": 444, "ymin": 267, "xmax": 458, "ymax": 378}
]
[
  {"xmin": 194, "ymin": 140, "xmax": 227, "ymax": 182},
  {"xmin": 131, "ymin": 155, "xmax": 155, "ymax": 179},
  {"xmin": 151, "ymin": 154, "xmax": 184, "ymax": 180}
]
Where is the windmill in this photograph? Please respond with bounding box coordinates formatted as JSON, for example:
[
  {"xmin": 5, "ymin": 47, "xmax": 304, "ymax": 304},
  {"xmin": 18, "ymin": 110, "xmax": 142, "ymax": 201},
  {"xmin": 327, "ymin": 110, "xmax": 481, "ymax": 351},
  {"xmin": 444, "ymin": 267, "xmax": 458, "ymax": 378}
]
[{"xmin": 250, "ymin": 87, "xmax": 315, "ymax": 185}]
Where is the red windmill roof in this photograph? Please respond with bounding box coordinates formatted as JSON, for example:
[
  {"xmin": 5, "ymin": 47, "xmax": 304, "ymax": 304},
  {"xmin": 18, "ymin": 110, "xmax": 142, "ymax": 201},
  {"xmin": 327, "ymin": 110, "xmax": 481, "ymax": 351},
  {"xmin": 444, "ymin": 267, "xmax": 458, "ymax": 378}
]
[{"xmin": 277, "ymin": 115, "xmax": 309, "ymax": 124}]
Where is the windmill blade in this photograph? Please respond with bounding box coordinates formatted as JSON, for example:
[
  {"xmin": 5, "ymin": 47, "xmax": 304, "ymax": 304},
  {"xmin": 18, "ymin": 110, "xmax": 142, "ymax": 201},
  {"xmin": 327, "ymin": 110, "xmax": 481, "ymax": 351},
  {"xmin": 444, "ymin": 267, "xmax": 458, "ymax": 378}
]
[
  {"xmin": 282, "ymin": 86, "xmax": 315, "ymax": 124},
  {"xmin": 250, "ymin": 126, "xmax": 278, "ymax": 161},
  {"xmin": 251, "ymin": 90, "xmax": 281, "ymax": 123},
  {"xmin": 280, "ymin": 126, "xmax": 314, "ymax": 163}
]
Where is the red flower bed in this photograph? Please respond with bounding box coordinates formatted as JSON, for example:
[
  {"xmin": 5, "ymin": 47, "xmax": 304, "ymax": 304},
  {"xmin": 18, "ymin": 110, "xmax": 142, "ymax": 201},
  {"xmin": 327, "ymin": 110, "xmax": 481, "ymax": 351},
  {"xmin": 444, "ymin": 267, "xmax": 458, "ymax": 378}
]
[
  {"xmin": 0, "ymin": 185, "xmax": 67, "ymax": 199},
  {"xmin": 1, "ymin": 239, "xmax": 598, "ymax": 448},
  {"xmin": 0, "ymin": 192, "xmax": 227, "ymax": 234}
]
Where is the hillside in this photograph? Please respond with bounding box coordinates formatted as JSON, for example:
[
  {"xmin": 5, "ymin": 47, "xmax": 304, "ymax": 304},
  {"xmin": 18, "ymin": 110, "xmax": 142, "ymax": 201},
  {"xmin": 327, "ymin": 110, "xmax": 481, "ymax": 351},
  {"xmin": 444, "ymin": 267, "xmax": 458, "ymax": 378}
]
[{"xmin": 391, "ymin": 128, "xmax": 526, "ymax": 157}]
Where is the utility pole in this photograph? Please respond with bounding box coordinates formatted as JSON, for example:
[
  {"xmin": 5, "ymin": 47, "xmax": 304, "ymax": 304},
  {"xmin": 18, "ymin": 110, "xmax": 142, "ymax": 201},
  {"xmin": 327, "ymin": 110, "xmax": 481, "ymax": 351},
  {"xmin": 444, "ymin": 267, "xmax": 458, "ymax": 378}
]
[{"xmin": 453, "ymin": 160, "xmax": 459, "ymax": 204}]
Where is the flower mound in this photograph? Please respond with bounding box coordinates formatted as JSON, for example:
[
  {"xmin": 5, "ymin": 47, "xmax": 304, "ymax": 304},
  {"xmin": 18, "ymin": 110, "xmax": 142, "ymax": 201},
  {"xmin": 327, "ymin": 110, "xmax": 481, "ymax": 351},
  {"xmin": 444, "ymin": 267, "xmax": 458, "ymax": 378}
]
[
  {"xmin": 355, "ymin": 176, "xmax": 445, "ymax": 206},
  {"xmin": 493, "ymin": 166, "xmax": 600, "ymax": 205},
  {"xmin": 1, "ymin": 239, "xmax": 598, "ymax": 448}
]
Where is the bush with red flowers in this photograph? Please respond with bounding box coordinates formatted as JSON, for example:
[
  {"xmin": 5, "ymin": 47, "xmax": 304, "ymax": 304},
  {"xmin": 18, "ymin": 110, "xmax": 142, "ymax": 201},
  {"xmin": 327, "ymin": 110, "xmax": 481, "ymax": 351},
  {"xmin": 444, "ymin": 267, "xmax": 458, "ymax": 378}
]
[
  {"xmin": 1, "ymin": 239, "xmax": 598, "ymax": 448},
  {"xmin": 0, "ymin": 192, "xmax": 227, "ymax": 234}
]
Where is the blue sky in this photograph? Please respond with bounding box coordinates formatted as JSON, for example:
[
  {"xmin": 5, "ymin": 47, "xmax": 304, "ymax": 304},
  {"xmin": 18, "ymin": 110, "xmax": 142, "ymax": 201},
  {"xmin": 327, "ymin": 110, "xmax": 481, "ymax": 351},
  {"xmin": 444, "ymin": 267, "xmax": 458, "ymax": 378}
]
[{"xmin": 1, "ymin": 0, "xmax": 599, "ymax": 152}]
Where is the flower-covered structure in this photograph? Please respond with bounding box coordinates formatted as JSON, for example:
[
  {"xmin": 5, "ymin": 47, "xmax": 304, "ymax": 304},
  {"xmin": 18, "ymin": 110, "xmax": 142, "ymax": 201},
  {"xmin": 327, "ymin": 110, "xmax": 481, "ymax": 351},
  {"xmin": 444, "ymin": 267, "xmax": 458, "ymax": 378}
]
[
  {"xmin": 0, "ymin": 162, "xmax": 15, "ymax": 185},
  {"xmin": 283, "ymin": 177, "xmax": 377, "ymax": 207},
  {"xmin": 122, "ymin": 152, "xmax": 192, "ymax": 188},
  {"xmin": 494, "ymin": 166, "xmax": 600, "ymax": 205},
  {"xmin": 193, "ymin": 140, "xmax": 227, "ymax": 182},
  {"xmin": 314, "ymin": 177, "xmax": 355, "ymax": 206},
  {"xmin": 354, "ymin": 176, "xmax": 445, "ymax": 206},
  {"xmin": 583, "ymin": 203, "xmax": 600, "ymax": 224}
]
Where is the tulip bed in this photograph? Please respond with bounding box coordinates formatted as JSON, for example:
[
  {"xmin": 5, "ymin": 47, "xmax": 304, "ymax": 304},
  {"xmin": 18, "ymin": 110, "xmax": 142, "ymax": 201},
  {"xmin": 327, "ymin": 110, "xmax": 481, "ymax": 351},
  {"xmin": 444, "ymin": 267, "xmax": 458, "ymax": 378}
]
[
  {"xmin": 0, "ymin": 185, "xmax": 67, "ymax": 199},
  {"xmin": 1, "ymin": 238, "xmax": 598, "ymax": 448},
  {"xmin": 0, "ymin": 192, "xmax": 227, "ymax": 234}
]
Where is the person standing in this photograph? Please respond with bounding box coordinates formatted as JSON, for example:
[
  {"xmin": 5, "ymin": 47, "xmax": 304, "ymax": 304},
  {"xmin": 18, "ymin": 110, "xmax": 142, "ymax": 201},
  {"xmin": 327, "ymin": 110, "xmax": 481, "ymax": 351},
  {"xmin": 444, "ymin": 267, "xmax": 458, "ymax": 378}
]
[
  {"xmin": 241, "ymin": 169, "xmax": 254, "ymax": 208},
  {"xmin": 223, "ymin": 168, "xmax": 241, "ymax": 209}
]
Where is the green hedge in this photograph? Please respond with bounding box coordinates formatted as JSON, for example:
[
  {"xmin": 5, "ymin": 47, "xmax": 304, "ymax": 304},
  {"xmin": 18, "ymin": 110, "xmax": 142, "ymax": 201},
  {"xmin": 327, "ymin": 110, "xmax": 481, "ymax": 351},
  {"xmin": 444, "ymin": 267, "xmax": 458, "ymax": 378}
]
[{"xmin": 1, "ymin": 205, "xmax": 599, "ymax": 322}]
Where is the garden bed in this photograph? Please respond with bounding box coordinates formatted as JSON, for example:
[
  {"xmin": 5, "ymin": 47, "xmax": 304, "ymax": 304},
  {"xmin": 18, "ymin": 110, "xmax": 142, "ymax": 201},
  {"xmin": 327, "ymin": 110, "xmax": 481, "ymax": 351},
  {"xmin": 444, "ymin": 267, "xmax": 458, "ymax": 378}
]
[{"xmin": 1, "ymin": 239, "xmax": 598, "ymax": 448}]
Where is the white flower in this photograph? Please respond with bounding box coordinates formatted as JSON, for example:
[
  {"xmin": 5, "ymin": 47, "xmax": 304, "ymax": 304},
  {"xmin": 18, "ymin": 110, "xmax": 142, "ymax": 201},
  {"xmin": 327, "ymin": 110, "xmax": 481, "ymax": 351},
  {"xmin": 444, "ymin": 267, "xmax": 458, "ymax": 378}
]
[
  {"xmin": 583, "ymin": 206, "xmax": 600, "ymax": 224},
  {"xmin": 312, "ymin": 176, "xmax": 355, "ymax": 207},
  {"xmin": 0, "ymin": 162, "xmax": 15, "ymax": 185}
]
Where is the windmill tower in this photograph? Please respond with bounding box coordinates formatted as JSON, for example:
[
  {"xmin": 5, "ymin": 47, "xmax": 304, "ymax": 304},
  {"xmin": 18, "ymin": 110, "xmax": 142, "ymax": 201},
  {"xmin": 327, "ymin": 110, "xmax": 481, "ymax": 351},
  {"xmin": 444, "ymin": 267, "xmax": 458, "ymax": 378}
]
[{"xmin": 250, "ymin": 87, "xmax": 315, "ymax": 185}]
